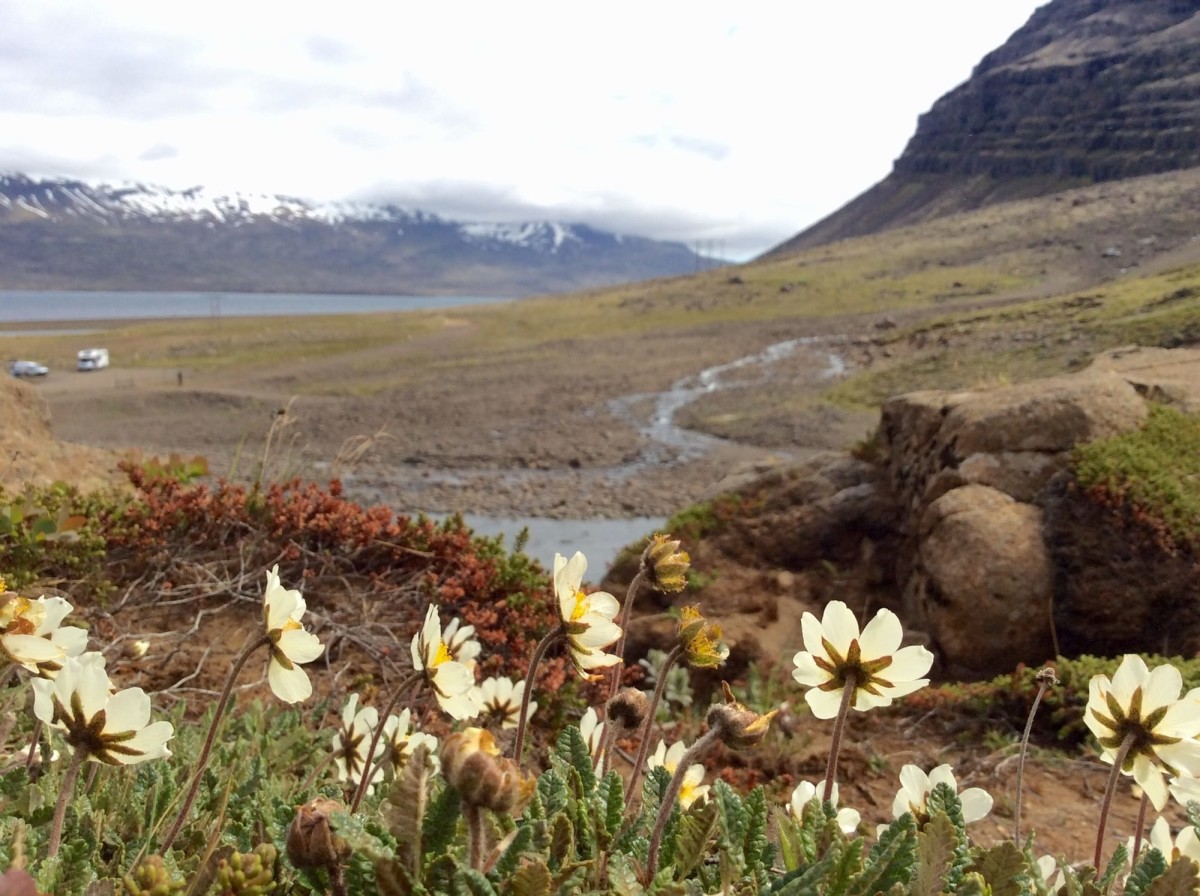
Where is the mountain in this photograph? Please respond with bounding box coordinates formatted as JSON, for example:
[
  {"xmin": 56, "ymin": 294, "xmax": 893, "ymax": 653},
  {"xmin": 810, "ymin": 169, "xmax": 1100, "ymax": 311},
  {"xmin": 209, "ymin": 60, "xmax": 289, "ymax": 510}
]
[
  {"xmin": 0, "ymin": 174, "xmax": 704, "ymax": 296},
  {"xmin": 771, "ymin": 0, "xmax": 1200, "ymax": 255}
]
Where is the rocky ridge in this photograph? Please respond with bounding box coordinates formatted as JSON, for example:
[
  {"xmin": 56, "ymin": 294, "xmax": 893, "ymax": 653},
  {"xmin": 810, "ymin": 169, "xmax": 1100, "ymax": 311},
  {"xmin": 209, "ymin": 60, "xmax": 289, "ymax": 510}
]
[{"xmin": 773, "ymin": 0, "xmax": 1200, "ymax": 253}]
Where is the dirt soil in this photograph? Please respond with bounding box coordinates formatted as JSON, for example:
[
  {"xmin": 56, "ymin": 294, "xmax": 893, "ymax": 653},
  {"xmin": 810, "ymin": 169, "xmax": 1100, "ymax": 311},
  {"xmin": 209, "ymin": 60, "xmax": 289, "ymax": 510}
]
[{"xmin": 9, "ymin": 311, "xmax": 1200, "ymax": 866}]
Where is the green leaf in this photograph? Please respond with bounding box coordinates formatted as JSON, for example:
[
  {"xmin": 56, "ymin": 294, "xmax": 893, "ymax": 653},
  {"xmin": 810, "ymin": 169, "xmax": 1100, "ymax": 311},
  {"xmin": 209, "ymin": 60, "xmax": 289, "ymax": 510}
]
[
  {"xmin": 1145, "ymin": 857, "xmax": 1200, "ymax": 896},
  {"xmin": 422, "ymin": 784, "xmax": 462, "ymax": 862},
  {"xmin": 598, "ymin": 770, "xmax": 625, "ymax": 840},
  {"xmin": 605, "ymin": 852, "xmax": 645, "ymax": 896},
  {"xmin": 510, "ymin": 859, "xmax": 552, "ymax": 896},
  {"xmin": 926, "ymin": 783, "xmax": 971, "ymax": 891},
  {"xmin": 968, "ymin": 841, "xmax": 1030, "ymax": 896},
  {"xmin": 375, "ymin": 856, "xmax": 417, "ymax": 896},
  {"xmin": 491, "ymin": 824, "xmax": 532, "ymax": 879},
  {"xmin": 914, "ymin": 811, "xmax": 958, "ymax": 896},
  {"xmin": 550, "ymin": 726, "xmax": 596, "ymax": 796},
  {"xmin": 1126, "ymin": 848, "xmax": 1168, "ymax": 896},
  {"xmin": 766, "ymin": 851, "xmax": 837, "ymax": 896},
  {"xmin": 852, "ymin": 815, "xmax": 917, "ymax": 896},
  {"xmin": 956, "ymin": 870, "xmax": 991, "ymax": 896},
  {"xmin": 711, "ymin": 780, "xmax": 746, "ymax": 849},
  {"xmin": 774, "ymin": 807, "xmax": 805, "ymax": 873},
  {"xmin": 386, "ymin": 743, "xmax": 435, "ymax": 873},
  {"xmin": 670, "ymin": 798, "xmax": 719, "ymax": 880},
  {"xmin": 536, "ymin": 768, "xmax": 569, "ymax": 820},
  {"xmin": 1101, "ymin": 843, "xmax": 1131, "ymax": 893},
  {"xmin": 453, "ymin": 866, "xmax": 498, "ymax": 896},
  {"xmin": 548, "ymin": 813, "xmax": 575, "ymax": 870},
  {"xmin": 742, "ymin": 786, "xmax": 768, "ymax": 868},
  {"xmin": 825, "ymin": 838, "xmax": 864, "ymax": 896}
]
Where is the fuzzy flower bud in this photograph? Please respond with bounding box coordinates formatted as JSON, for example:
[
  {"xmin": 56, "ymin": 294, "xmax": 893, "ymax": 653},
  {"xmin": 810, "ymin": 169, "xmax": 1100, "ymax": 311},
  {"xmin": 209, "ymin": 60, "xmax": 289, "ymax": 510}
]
[
  {"xmin": 606, "ymin": 687, "xmax": 651, "ymax": 733},
  {"xmin": 641, "ymin": 534, "xmax": 690, "ymax": 593},
  {"xmin": 217, "ymin": 843, "xmax": 279, "ymax": 895},
  {"xmin": 706, "ymin": 681, "xmax": 778, "ymax": 750},
  {"xmin": 441, "ymin": 727, "xmax": 527, "ymax": 813},
  {"xmin": 677, "ymin": 605, "xmax": 729, "ymax": 669},
  {"xmin": 285, "ymin": 797, "xmax": 351, "ymax": 870},
  {"xmin": 122, "ymin": 854, "xmax": 184, "ymax": 895}
]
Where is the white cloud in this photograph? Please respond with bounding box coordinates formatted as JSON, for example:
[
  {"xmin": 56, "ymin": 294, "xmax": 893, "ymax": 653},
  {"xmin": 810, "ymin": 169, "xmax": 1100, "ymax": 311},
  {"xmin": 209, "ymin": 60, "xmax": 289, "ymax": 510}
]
[{"xmin": 0, "ymin": 0, "xmax": 1046, "ymax": 258}]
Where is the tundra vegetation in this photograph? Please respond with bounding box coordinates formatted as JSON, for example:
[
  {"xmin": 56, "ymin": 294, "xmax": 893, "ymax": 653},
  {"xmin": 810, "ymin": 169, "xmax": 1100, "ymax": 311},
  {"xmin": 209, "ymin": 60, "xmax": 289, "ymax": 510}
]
[{"xmin": 1, "ymin": 409, "xmax": 1200, "ymax": 894}]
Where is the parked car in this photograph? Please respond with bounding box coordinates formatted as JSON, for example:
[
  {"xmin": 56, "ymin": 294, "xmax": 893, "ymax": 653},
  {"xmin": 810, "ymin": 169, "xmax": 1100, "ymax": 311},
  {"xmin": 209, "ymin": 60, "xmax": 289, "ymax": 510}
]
[
  {"xmin": 9, "ymin": 360, "xmax": 49, "ymax": 378},
  {"xmin": 76, "ymin": 348, "xmax": 110, "ymax": 371}
]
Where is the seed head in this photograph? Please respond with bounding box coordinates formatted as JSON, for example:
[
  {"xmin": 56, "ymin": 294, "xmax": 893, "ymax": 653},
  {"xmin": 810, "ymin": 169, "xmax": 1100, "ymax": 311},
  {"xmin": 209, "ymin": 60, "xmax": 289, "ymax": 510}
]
[
  {"xmin": 122, "ymin": 854, "xmax": 184, "ymax": 895},
  {"xmin": 706, "ymin": 681, "xmax": 778, "ymax": 750},
  {"xmin": 606, "ymin": 687, "xmax": 651, "ymax": 732},
  {"xmin": 217, "ymin": 843, "xmax": 279, "ymax": 895},
  {"xmin": 441, "ymin": 727, "xmax": 528, "ymax": 813},
  {"xmin": 286, "ymin": 797, "xmax": 351, "ymax": 870},
  {"xmin": 642, "ymin": 534, "xmax": 690, "ymax": 593},
  {"xmin": 677, "ymin": 605, "xmax": 729, "ymax": 669}
]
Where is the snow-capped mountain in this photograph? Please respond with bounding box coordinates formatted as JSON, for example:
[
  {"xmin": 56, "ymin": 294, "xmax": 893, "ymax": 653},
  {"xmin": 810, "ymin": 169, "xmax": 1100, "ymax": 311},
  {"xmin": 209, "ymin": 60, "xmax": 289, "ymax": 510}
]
[{"xmin": 0, "ymin": 174, "xmax": 703, "ymax": 295}]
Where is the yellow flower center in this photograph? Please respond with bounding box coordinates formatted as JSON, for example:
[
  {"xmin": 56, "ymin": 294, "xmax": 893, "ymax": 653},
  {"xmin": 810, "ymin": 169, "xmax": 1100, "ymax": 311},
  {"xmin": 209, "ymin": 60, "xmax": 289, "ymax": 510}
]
[
  {"xmin": 432, "ymin": 641, "xmax": 453, "ymax": 667},
  {"xmin": 0, "ymin": 596, "xmax": 36, "ymax": 634},
  {"xmin": 570, "ymin": 590, "xmax": 589, "ymax": 622}
]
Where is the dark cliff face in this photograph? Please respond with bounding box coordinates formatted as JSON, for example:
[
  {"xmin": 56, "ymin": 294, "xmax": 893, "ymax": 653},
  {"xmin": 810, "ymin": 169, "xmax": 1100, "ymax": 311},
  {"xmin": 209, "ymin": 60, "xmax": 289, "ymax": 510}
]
[{"xmin": 771, "ymin": 0, "xmax": 1200, "ymax": 255}]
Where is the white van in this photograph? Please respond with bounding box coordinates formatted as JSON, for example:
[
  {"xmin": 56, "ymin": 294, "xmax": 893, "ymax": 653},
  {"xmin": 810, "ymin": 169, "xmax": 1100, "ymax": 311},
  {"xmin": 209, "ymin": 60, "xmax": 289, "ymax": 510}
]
[{"xmin": 77, "ymin": 348, "xmax": 110, "ymax": 371}]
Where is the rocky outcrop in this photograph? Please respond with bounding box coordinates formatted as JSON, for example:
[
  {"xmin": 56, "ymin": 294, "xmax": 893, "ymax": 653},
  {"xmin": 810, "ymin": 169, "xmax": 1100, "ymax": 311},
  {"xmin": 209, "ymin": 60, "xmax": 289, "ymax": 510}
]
[
  {"xmin": 612, "ymin": 346, "xmax": 1200, "ymax": 681},
  {"xmin": 771, "ymin": 0, "xmax": 1200, "ymax": 253}
]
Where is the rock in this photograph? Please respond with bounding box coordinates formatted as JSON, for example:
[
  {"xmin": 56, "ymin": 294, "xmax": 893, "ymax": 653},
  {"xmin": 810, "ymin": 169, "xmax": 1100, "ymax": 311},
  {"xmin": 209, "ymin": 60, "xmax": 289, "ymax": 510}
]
[
  {"xmin": 881, "ymin": 367, "xmax": 1148, "ymax": 518},
  {"xmin": 907, "ymin": 485, "xmax": 1055, "ymax": 678}
]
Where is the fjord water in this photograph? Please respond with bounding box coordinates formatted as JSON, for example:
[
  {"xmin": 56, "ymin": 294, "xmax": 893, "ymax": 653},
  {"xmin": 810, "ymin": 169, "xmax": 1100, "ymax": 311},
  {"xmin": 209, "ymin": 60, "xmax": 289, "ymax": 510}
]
[{"xmin": 0, "ymin": 290, "xmax": 510, "ymax": 322}]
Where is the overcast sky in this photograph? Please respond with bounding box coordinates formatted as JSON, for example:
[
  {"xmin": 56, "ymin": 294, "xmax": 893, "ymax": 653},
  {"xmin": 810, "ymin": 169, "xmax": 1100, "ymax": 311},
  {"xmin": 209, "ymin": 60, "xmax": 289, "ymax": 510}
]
[{"xmin": 0, "ymin": 1, "xmax": 1046, "ymax": 259}]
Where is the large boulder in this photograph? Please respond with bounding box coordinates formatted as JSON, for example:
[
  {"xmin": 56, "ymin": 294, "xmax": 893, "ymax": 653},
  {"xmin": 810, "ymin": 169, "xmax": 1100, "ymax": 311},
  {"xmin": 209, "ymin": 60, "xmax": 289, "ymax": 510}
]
[
  {"xmin": 881, "ymin": 367, "xmax": 1148, "ymax": 515},
  {"xmin": 906, "ymin": 484, "xmax": 1055, "ymax": 678}
]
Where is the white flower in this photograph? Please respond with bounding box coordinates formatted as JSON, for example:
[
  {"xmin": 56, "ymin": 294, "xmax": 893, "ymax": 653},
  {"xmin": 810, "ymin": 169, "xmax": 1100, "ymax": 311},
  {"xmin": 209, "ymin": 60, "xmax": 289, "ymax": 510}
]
[
  {"xmin": 554, "ymin": 552, "xmax": 622, "ymax": 677},
  {"xmin": 1035, "ymin": 856, "xmax": 1065, "ymax": 890},
  {"xmin": 0, "ymin": 593, "xmax": 87, "ymax": 674},
  {"xmin": 443, "ymin": 617, "xmax": 482, "ymax": 672},
  {"xmin": 331, "ymin": 693, "xmax": 383, "ymax": 794},
  {"xmin": 411, "ymin": 604, "xmax": 479, "ymax": 720},
  {"xmin": 1144, "ymin": 816, "xmax": 1200, "ymax": 865},
  {"xmin": 471, "ymin": 676, "xmax": 535, "ymax": 730},
  {"xmin": 578, "ymin": 707, "xmax": 606, "ymax": 773},
  {"xmin": 792, "ymin": 601, "xmax": 933, "ymax": 720},
  {"xmin": 788, "ymin": 779, "xmax": 860, "ymax": 834},
  {"xmin": 891, "ymin": 763, "xmax": 992, "ymax": 825},
  {"xmin": 383, "ymin": 707, "xmax": 440, "ymax": 774},
  {"xmin": 262, "ymin": 566, "xmax": 325, "ymax": 704},
  {"xmin": 1085, "ymin": 655, "xmax": 1200, "ymax": 811},
  {"xmin": 647, "ymin": 739, "xmax": 710, "ymax": 809},
  {"xmin": 31, "ymin": 654, "xmax": 173, "ymax": 765}
]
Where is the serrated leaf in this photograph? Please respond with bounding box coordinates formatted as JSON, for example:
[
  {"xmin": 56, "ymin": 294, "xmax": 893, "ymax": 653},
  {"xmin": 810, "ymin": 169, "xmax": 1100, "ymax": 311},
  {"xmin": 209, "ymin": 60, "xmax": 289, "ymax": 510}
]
[
  {"xmin": 537, "ymin": 768, "xmax": 569, "ymax": 819},
  {"xmin": 387, "ymin": 743, "xmax": 434, "ymax": 872},
  {"xmin": 376, "ymin": 856, "xmax": 417, "ymax": 896},
  {"xmin": 956, "ymin": 870, "xmax": 990, "ymax": 896},
  {"xmin": 825, "ymin": 838, "xmax": 863, "ymax": 896},
  {"xmin": 914, "ymin": 811, "xmax": 957, "ymax": 896},
  {"xmin": 598, "ymin": 770, "xmax": 625, "ymax": 840},
  {"xmin": 423, "ymin": 784, "xmax": 462, "ymax": 862},
  {"xmin": 1145, "ymin": 856, "xmax": 1200, "ymax": 896},
  {"xmin": 968, "ymin": 840, "xmax": 1029, "ymax": 896},
  {"xmin": 511, "ymin": 859, "xmax": 552, "ymax": 896},
  {"xmin": 606, "ymin": 852, "xmax": 645, "ymax": 896},
  {"xmin": 1126, "ymin": 848, "xmax": 1168, "ymax": 896},
  {"xmin": 551, "ymin": 725, "xmax": 596, "ymax": 796},
  {"xmin": 671, "ymin": 798, "xmax": 719, "ymax": 879},
  {"xmin": 548, "ymin": 813, "xmax": 575, "ymax": 870},
  {"xmin": 766, "ymin": 851, "xmax": 837, "ymax": 896},
  {"xmin": 491, "ymin": 824, "xmax": 533, "ymax": 879},
  {"xmin": 1100, "ymin": 843, "xmax": 1130, "ymax": 892},
  {"xmin": 453, "ymin": 866, "xmax": 498, "ymax": 896},
  {"xmin": 712, "ymin": 780, "xmax": 746, "ymax": 848},
  {"xmin": 852, "ymin": 814, "xmax": 916, "ymax": 896},
  {"xmin": 742, "ymin": 786, "xmax": 768, "ymax": 868}
]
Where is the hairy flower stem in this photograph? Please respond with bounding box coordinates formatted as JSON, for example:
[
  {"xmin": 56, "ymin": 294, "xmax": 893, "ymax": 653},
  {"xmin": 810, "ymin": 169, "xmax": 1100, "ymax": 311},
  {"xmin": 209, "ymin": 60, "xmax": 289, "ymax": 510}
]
[
  {"xmin": 23, "ymin": 721, "xmax": 42, "ymax": 773},
  {"xmin": 161, "ymin": 634, "xmax": 270, "ymax": 852},
  {"xmin": 823, "ymin": 672, "xmax": 857, "ymax": 803},
  {"xmin": 1014, "ymin": 671, "xmax": 1054, "ymax": 843},
  {"xmin": 605, "ymin": 569, "xmax": 647, "ymax": 700},
  {"xmin": 1132, "ymin": 791, "xmax": 1150, "ymax": 864},
  {"xmin": 623, "ymin": 644, "xmax": 684, "ymax": 805},
  {"xmin": 465, "ymin": 805, "xmax": 486, "ymax": 871},
  {"xmin": 512, "ymin": 626, "xmax": 565, "ymax": 767},
  {"xmin": 646, "ymin": 727, "xmax": 720, "ymax": 881},
  {"xmin": 47, "ymin": 747, "xmax": 86, "ymax": 858},
  {"xmin": 349, "ymin": 670, "xmax": 424, "ymax": 814},
  {"xmin": 1093, "ymin": 732, "xmax": 1137, "ymax": 871}
]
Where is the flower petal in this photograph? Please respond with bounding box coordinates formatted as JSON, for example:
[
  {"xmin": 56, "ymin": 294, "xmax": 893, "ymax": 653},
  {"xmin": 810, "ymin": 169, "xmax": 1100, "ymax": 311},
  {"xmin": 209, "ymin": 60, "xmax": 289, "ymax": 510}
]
[
  {"xmin": 113, "ymin": 720, "xmax": 174, "ymax": 765},
  {"xmin": 881, "ymin": 644, "xmax": 934, "ymax": 685},
  {"xmin": 821, "ymin": 601, "xmax": 860, "ymax": 653},
  {"xmin": 959, "ymin": 787, "xmax": 993, "ymax": 823},
  {"xmin": 804, "ymin": 687, "xmax": 845, "ymax": 720},
  {"xmin": 1142, "ymin": 663, "xmax": 1185, "ymax": 717},
  {"xmin": 584, "ymin": 591, "xmax": 620, "ymax": 620},
  {"xmin": 1, "ymin": 633, "xmax": 63, "ymax": 669},
  {"xmin": 858, "ymin": 608, "xmax": 903, "ymax": 660},
  {"xmin": 800, "ymin": 611, "xmax": 826, "ymax": 658},
  {"xmin": 269, "ymin": 658, "xmax": 313, "ymax": 704},
  {"xmin": 1132, "ymin": 753, "xmax": 1170, "ymax": 811},
  {"xmin": 1111, "ymin": 654, "xmax": 1149, "ymax": 704},
  {"xmin": 104, "ymin": 687, "xmax": 152, "ymax": 733},
  {"xmin": 278, "ymin": 627, "xmax": 324, "ymax": 664},
  {"xmin": 792, "ymin": 651, "xmax": 826, "ymax": 688}
]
